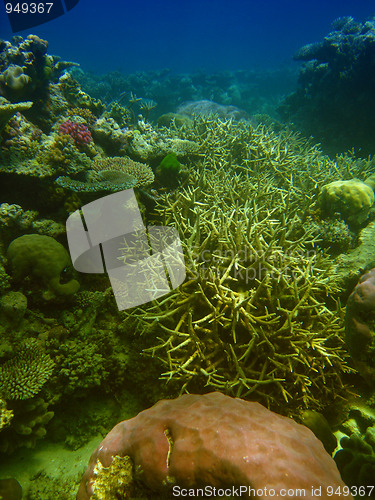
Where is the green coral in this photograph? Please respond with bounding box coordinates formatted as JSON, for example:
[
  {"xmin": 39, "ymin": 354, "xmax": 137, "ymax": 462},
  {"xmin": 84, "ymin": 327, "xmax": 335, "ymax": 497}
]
[
  {"xmin": 0, "ymin": 398, "xmax": 13, "ymax": 430},
  {"xmin": 0, "ymin": 339, "xmax": 54, "ymax": 400},
  {"xmin": 318, "ymin": 179, "xmax": 374, "ymax": 225},
  {"xmin": 7, "ymin": 234, "xmax": 79, "ymax": 296},
  {"xmin": 335, "ymin": 434, "xmax": 375, "ymax": 488},
  {"xmin": 0, "ymin": 397, "xmax": 54, "ymax": 454}
]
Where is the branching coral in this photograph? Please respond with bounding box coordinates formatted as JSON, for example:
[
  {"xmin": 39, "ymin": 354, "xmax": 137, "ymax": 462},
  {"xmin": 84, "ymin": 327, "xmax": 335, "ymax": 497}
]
[{"xmin": 128, "ymin": 118, "xmax": 357, "ymax": 415}]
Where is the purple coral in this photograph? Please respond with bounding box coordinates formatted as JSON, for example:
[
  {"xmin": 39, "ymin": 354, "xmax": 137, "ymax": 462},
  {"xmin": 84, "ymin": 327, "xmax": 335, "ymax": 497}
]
[
  {"xmin": 345, "ymin": 267, "xmax": 375, "ymax": 384},
  {"xmin": 59, "ymin": 119, "xmax": 92, "ymax": 147}
]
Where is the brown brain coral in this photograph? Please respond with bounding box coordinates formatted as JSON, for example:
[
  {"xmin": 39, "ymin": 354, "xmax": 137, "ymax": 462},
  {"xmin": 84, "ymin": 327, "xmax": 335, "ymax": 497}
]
[{"xmin": 78, "ymin": 392, "xmax": 350, "ymax": 500}]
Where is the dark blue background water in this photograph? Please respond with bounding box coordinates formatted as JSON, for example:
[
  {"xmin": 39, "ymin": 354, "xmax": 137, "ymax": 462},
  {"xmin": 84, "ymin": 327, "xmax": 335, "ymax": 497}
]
[{"xmin": 1, "ymin": 0, "xmax": 375, "ymax": 73}]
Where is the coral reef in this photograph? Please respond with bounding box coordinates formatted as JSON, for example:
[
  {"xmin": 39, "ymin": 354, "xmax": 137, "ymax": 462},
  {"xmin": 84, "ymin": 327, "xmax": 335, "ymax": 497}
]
[
  {"xmin": 0, "ymin": 338, "xmax": 54, "ymax": 400},
  {"xmin": 7, "ymin": 234, "xmax": 79, "ymax": 297},
  {"xmin": 0, "ymin": 35, "xmax": 78, "ymax": 103},
  {"xmin": 280, "ymin": 16, "xmax": 375, "ymax": 154},
  {"xmin": 73, "ymin": 66, "xmax": 297, "ymax": 119},
  {"xmin": 318, "ymin": 179, "xmax": 374, "ymax": 226},
  {"xmin": 78, "ymin": 393, "xmax": 350, "ymax": 500},
  {"xmin": 345, "ymin": 267, "xmax": 375, "ymax": 385},
  {"xmin": 59, "ymin": 73, "xmax": 104, "ymax": 115}
]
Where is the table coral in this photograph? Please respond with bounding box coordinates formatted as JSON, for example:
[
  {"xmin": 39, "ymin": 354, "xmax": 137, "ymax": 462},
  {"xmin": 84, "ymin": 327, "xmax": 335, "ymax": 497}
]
[
  {"xmin": 56, "ymin": 156, "xmax": 154, "ymax": 193},
  {"xmin": 77, "ymin": 393, "xmax": 351, "ymax": 500},
  {"xmin": 345, "ymin": 267, "xmax": 375, "ymax": 385},
  {"xmin": 6, "ymin": 234, "xmax": 79, "ymax": 296}
]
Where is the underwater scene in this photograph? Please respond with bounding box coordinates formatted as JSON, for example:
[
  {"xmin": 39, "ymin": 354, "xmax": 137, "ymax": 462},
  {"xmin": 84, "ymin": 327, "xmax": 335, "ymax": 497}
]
[{"xmin": 1, "ymin": 0, "xmax": 375, "ymax": 499}]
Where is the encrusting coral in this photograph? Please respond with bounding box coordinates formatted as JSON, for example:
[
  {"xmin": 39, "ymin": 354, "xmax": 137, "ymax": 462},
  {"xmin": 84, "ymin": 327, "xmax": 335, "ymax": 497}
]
[
  {"xmin": 78, "ymin": 393, "xmax": 351, "ymax": 500},
  {"xmin": 127, "ymin": 117, "xmax": 366, "ymax": 415}
]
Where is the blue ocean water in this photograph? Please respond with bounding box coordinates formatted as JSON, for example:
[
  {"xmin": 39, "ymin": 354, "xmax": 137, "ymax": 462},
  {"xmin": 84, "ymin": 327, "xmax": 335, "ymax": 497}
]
[{"xmin": 1, "ymin": 0, "xmax": 375, "ymax": 73}]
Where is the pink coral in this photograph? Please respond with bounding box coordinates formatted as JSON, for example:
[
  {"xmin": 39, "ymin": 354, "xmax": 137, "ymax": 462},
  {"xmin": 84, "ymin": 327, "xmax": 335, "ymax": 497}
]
[
  {"xmin": 77, "ymin": 392, "xmax": 350, "ymax": 499},
  {"xmin": 58, "ymin": 119, "xmax": 91, "ymax": 147},
  {"xmin": 345, "ymin": 267, "xmax": 375, "ymax": 383}
]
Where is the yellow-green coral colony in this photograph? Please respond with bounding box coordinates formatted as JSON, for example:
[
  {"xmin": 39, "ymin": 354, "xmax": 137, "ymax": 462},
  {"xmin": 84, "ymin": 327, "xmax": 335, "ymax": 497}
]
[{"xmin": 318, "ymin": 179, "xmax": 375, "ymax": 225}]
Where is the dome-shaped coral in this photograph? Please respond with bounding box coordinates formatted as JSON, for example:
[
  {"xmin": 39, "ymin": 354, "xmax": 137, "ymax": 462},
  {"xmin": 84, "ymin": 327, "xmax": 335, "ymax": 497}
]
[{"xmin": 318, "ymin": 179, "xmax": 374, "ymax": 225}]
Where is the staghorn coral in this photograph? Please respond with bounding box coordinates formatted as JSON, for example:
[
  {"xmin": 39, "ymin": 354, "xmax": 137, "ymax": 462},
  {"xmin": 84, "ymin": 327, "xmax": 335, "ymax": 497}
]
[
  {"xmin": 0, "ymin": 338, "xmax": 54, "ymax": 400},
  {"xmin": 126, "ymin": 117, "xmax": 358, "ymax": 415},
  {"xmin": 78, "ymin": 393, "xmax": 350, "ymax": 500}
]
